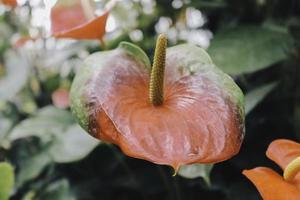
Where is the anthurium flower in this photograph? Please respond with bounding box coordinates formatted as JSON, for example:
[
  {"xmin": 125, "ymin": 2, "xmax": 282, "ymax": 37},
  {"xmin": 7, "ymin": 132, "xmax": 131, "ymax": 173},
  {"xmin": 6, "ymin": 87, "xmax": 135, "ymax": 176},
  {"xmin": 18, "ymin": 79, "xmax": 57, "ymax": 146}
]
[
  {"xmin": 0, "ymin": 0, "xmax": 17, "ymax": 8},
  {"xmin": 51, "ymin": 0, "xmax": 111, "ymax": 40},
  {"xmin": 70, "ymin": 34, "xmax": 245, "ymax": 171},
  {"xmin": 243, "ymin": 139, "xmax": 300, "ymax": 200}
]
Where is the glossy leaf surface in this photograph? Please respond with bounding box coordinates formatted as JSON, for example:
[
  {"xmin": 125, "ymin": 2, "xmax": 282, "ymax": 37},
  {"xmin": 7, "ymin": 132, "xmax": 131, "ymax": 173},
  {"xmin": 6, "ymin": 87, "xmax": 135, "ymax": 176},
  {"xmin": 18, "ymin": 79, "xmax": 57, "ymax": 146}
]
[{"xmin": 208, "ymin": 26, "xmax": 291, "ymax": 75}]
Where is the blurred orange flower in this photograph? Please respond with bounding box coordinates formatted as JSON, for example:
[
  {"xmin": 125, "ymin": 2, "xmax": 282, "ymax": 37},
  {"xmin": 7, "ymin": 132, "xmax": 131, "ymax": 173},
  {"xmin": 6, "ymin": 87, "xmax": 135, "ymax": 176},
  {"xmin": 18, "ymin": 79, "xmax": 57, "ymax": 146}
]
[
  {"xmin": 52, "ymin": 88, "xmax": 70, "ymax": 109},
  {"xmin": 1, "ymin": 0, "xmax": 17, "ymax": 8},
  {"xmin": 243, "ymin": 139, "xmax": 300, "ymax": 200},
  {"xmin": 51, "ymin": 0, "xmax": 111, "ymax": 40}
]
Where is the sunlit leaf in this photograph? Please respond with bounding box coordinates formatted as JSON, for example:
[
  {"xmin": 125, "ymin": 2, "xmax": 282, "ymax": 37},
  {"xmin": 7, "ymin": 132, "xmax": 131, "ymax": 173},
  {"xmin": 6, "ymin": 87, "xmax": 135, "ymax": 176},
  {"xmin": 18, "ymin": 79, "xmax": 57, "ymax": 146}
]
[
  {"xmin": 51, "ymin": 0, "xmax": 109, "ymax": 40},
  {"xmin": 178, "ymin": 164, "xmax": 213, "ymax": 184},
  {"xmin": 0, "ymin": 50, "xmax": 29, "ymax": 101},
  {"xmin": 50, "ymin": 124, "xmax": 99, "ymax": 163},
  {"xmin": 245, "ymin": 82, "xmax": 277, "ymax": 115},
  {"xmin": 208, "ymin": 26, "xmax": 292, "ymax": 75},
  {"xmin": 0, "ymin": 162, "xmax": 14, "ymax": 200}
]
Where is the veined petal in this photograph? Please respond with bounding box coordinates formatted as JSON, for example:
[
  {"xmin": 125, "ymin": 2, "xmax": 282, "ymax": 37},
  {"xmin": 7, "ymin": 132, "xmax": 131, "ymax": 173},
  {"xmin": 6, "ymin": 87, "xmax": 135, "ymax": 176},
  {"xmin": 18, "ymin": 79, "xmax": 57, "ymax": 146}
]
[{"xmin": 77, "ymin": 44, "xmax": 244, "ymax": 170}]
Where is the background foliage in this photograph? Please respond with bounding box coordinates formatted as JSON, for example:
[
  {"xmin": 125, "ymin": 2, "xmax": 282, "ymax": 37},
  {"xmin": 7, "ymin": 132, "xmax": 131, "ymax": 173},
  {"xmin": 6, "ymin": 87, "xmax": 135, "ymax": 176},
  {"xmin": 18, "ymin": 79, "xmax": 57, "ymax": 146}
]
[{"xmin": 0, "ymin": 0, "xmax": 300, "ymax": 199}]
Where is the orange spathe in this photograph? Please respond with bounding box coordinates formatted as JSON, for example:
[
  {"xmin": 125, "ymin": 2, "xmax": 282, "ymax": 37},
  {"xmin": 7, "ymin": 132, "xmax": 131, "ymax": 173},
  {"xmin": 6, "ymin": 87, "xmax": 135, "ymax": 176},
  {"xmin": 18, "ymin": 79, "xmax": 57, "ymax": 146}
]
[
  {"xmin": 51, "ymin": 0, "xmax": 109, "ymax": 40},
  {"xmin": 243, "ymin": 139, "xmax": 300, "ymax": 200}
]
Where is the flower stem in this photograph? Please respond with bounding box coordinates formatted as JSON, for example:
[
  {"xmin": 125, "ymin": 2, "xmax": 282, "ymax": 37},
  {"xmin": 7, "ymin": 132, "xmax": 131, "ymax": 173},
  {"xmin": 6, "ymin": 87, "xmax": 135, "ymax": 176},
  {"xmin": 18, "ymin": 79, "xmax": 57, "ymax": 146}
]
[{"xmin": 149, "ymin": 34, "xmax": 167, "ymax": 106}]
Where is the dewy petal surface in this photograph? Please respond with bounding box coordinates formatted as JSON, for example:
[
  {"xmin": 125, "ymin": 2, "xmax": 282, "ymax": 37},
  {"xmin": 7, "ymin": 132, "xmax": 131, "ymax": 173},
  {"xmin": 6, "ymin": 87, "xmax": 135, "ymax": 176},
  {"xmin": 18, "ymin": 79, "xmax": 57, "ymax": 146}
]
[
  {"xmin": 73, "ymin": 43, "xmax": 244, "ymax": 170},
  {"xmin": 243, "ymin": 167, "xmax": 300, "ymax": 200}
]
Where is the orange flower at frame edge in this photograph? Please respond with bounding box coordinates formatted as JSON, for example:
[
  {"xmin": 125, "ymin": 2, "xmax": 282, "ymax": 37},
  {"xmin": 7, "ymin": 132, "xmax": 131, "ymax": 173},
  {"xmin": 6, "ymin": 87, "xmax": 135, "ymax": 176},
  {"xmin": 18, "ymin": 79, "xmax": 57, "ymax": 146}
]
[
  {"xmin": 1, "ymin": 0, "xmax": 17, "ymax": 8},
  {"xmin": 243, "ymin": 139, "xmax": 300, "ymax": 200},
  {"xmin": 51, "ymin": 0, "xmax": 113, "ymax": 40},
  {"xmin": 70, "ymin": 34, "xmax": 245, "ymax": 171}
]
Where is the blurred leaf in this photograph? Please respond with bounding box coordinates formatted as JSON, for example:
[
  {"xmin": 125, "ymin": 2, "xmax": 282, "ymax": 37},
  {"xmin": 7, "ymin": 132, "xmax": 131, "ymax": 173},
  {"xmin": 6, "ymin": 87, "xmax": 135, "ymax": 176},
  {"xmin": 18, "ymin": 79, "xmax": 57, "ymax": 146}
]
[
  {"xmin": 178, "ymin": 163, "xmax": 213, "ymax": 184},
  {"xmin": 0, "ymin": 23, "xmax": 12, "ymax": 53},
  {"xmin": 16, "ymin": 149, "xmax": 52, "ymax": 188},
  {"xmin": 245, "ymin": 82, "xmax": 277, "ymax": 115},
  {"xmin": 0, "ymin": 51, "xmax": 29, "ymax": 101},
  {"xmin": 22, "ymin": 191, "xmax": 36, "ymax": 200},
  {"xmin": 37, "ymin": 44, "xmax": 84, "ymax": 70},
  {"xmin": 111, "ymin": 2, "xmax": 138, "ymax": 30},
  {"xmin": 0, "ymin": 114, "xmax": 13, "ymax": 140},
  {"xmin": 0, "ymin": 162, "xmax": 14, "ymax": 200},
  {"xmin": 50, "ymin": 124, "xmax": 99, "ymax": 163},
  {"xmin": 37, "ymin": 179, "xmax": 75, "ymax": 200},
  {"xmin": 51, "ymin": 0, "xmax": 109, "ymax": 40},
  {"xmin": 9, "ymin": 106, "xmax": 74, "ymax": 141},
  {"xmin": 208, "ymin": 26, "xmax": 292, "ymax": 75},
  {"xmin": 10, "ymin": 106, "xmax": 98, "ymax": 163}
]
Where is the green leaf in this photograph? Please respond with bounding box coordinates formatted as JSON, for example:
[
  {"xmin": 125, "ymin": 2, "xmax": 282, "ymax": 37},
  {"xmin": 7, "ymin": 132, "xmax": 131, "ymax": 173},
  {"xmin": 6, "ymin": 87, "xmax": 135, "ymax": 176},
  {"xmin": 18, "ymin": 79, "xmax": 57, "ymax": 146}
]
[
  {"xmin": 208, "ymin": 26, "xmax": 292, "ymax": 75},
  {"xmin": 50, "ymin": 124, "xmax": 99, "ymax": 163},
  {"xmin": 178, "ymin": 163, "xmax": 213, "ymax": 185},
  {"xmin": 119, "ymin": 42, "xmax": 151, "ymax": 69},
  {"xmin": 9, "ymin": 106, "xmax": 74, "ymax": 141},
  {"xmin": 0, "ymin": 115, "xmax": 13, "ymax": 141},
  {"xmin": 22, "ymin": 191, "xmax": 36, "ymax": 200},
  {"xmin": 0, "ymin": 23, "xmax": 12, "ymax": 53},
  {"xmin": 245, "ymin": 82, "xmax": 277, "ymax": 115},
  {"xmin": 0, "ymin": 50, "xmax": 29, "ymax": 101},
  {"xmin": 9, "ymin": 106, "xmax": 97, "ymax": 163},
  {"xmin": 0, "ymin": 162, "xmax": 14, "ymax": 200},
  {"xmin": 16, "ymin": 149, "xmax": 52, "ymax": 188},
  {"xmin": 37, "ymin": 179, "xmax": 75, "ymax": 200}
]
